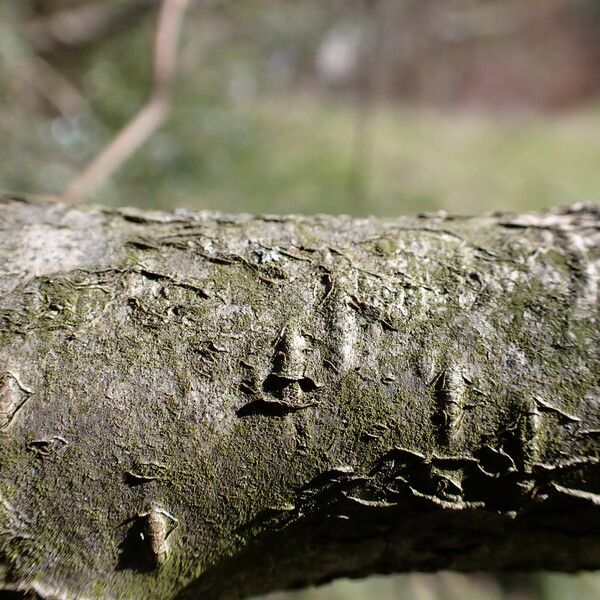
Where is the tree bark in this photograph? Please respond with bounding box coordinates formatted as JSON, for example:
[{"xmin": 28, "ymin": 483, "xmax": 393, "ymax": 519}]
[{"xmin": 0, "ymin": 195, "xmax": 598, "ymax": 599}]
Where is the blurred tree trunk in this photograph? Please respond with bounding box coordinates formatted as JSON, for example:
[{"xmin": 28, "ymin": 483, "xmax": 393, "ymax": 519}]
[{"xmin": 0, "ymin": 196, "xmax": 599, "ymax": 600}]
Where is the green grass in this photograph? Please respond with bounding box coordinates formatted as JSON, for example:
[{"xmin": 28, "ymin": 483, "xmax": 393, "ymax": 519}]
[
  {"xmin": 3, "ymin": 94, "xmax": 598, "ymax": 217},
  {"xmin": 111, "ymin": 96, "xmax": 600, "ymax": 216}
]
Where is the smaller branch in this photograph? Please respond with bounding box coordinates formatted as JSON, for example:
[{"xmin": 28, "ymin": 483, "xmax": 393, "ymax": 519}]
[
  {"xmin": 18, "ymin": 55, "xmax": 94, "ymax": 119},
  {"xmin": 62, "ymin": 0, "xmax": 191, "ymax": 205},
  {"xmin": 348, "ymin": 0, "xmax": 385, "ymax": 207}
]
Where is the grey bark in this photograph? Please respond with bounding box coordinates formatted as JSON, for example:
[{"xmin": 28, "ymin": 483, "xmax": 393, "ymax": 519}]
[{"xmin": 0, "ymin": 195, "xmax": 599, "ymax": 600}]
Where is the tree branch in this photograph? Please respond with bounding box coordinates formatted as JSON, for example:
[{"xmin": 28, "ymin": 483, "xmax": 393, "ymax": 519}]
[
  {"xmin": 61, "ymin": 0, "xmax": 191, "ymax": 204},
  {"xmin": 0, "ymin": 197, "xmax": 598, "ymax": 599}
]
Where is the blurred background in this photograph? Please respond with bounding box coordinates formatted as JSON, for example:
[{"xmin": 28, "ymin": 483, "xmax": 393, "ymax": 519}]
[{"xmin": 1, "ymin": 0, "xmax": 599, "ymax": 598}]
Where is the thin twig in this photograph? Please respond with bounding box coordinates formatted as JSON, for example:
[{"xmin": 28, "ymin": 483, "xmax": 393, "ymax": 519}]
[
  {"xmin": 62, "ymin": 0, "xmax": 191, "ymax": 204},
  {"xmin": 17, "ymin": 56, "xmax": 91, "ymax": 119},
  {"xmin": 348, "ymin": 0, "xmax": 385, "ymax": 209}
]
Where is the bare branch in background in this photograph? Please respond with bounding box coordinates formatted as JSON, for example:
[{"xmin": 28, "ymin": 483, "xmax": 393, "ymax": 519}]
[
  {"xmin": 348, "ymin": 0, "xmax": 386, "ymax": 208},
  {"xmin": 18, "ymin": 55, "xmax": 92, "ymax": 119},
  {"xmin": 61, "ymin": 0, "xmax": 191, "ymax": 204}
]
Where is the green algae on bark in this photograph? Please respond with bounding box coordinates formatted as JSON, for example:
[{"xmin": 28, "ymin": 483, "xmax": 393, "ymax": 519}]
[{"xmin": 0, "ymin": 196, "xmax": 599, "ymax": 599}]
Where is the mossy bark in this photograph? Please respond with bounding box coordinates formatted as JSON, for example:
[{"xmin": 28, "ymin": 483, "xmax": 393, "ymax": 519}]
[{"xmin": 0, "ymin": 195, "xmax": 599, "ymax": 599}]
